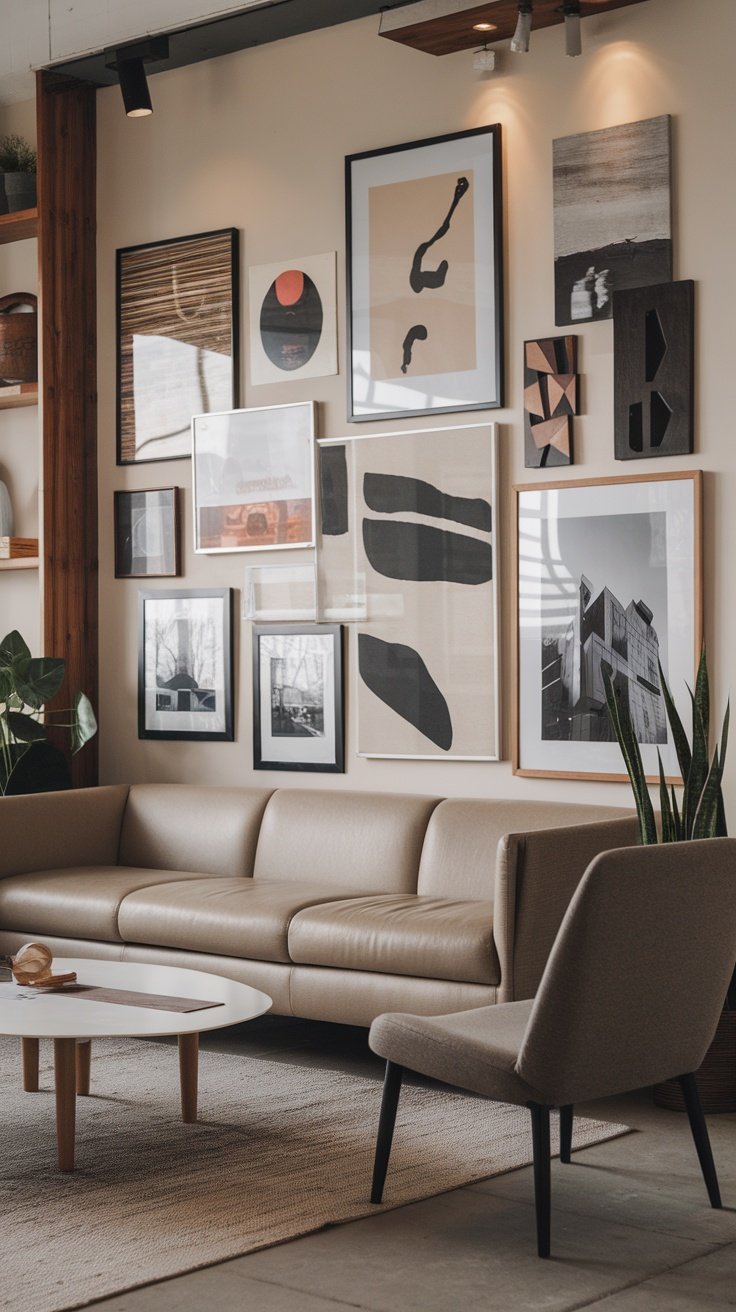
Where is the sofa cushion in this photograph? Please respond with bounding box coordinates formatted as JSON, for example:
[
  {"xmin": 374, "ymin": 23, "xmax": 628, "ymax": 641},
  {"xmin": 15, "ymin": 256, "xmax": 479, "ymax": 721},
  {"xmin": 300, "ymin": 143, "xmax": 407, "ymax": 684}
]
[
  {"xmin": 119, "ymin": 785, "xmax": 273, "ymax": 877},
  {"xmin": 0, "ymin": 785, "xmax": 129, "ymax": 880},
  {"xmin": 117, "ymin": 878, "xmax": 367, "ymax": 963},
  {"xmin": 288, "ymin": 895, "xmax": 498, "ymax": 985},
  {"xmin": 0, "ymin": 867, "xmax": 208, "ymax": 942},
  {"xmin": 254, "ymin": 789, "xmax": 439, "ymax": 894}
]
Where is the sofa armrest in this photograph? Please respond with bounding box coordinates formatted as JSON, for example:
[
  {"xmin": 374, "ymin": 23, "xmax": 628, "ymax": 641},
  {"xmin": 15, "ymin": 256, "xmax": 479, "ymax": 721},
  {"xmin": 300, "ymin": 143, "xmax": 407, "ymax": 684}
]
[
  {"xmin": 0, "ymin": 785, "xmax": 130, "ymax": 880},
  {"xmin": 493, "ymin": 815, "xmax": 640, "ymax": 1002}
]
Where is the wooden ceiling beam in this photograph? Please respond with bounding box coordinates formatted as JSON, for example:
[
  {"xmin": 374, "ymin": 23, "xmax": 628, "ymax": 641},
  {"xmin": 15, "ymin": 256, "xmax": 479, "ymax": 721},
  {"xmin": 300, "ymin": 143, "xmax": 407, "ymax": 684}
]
[{"xmin": 379, "ymin": 0, "xmax": 650, "ymax": 56}]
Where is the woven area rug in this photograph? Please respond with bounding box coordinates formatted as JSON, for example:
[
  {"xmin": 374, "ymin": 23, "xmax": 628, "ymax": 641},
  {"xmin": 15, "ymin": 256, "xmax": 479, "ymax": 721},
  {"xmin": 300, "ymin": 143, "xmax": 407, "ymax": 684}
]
[{"xmin": 0, "ymin": 1034, "xmax": 629, "ymax": 1312}]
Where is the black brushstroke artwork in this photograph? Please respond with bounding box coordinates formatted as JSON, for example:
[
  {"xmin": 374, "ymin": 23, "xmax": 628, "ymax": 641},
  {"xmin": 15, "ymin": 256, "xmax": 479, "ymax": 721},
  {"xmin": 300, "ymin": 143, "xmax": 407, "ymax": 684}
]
[
  {"xmin": 363, "ymin": 519, "xmax": 492, "ymax": 585},
  {"xmin": 363, "ymin": 472, "xmax": 491, "ymax": 532},
  {"xmin": 401, "ymin": 175, "xmax": 470, "ymax": 374},
  {"xmin": 318, "ymin": 445, "xmax": 349, "ymax": 536},
  {"xmin": 358, "ymin": 632, "xmax": 453, "ymax": 751}
]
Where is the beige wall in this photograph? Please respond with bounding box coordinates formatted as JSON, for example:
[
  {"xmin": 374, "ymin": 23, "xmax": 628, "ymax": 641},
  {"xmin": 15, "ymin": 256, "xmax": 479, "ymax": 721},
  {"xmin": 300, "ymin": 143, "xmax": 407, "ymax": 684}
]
[{"xmin": 96, "ymin": 0, "xmax": 736, "ymax": 807}]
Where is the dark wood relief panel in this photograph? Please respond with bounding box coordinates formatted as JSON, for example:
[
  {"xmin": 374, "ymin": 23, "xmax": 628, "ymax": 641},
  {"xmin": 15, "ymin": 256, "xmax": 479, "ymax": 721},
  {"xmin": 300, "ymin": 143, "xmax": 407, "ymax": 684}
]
[{"xmin": 381, "ymin": 0, "xmax": 649, "ymax": 56}]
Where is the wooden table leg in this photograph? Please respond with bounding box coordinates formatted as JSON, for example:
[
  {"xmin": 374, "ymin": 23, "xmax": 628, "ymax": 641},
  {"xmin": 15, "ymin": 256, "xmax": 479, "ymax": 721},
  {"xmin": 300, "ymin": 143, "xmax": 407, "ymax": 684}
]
[
  {"xmin": 54, "ymin": 1038, "xmax": 76, "ymax": 1171},
  {"xmin": 76, "ymin": 1040, "xmax": 92, "ymax": 1096},
  {"xmin": 178, "ymin": 1033, "xmax": 199, "ymax": 1123},
  {"xmin": 21, "ymin": 1037, "xmax": 39, "ymax": 1092}
]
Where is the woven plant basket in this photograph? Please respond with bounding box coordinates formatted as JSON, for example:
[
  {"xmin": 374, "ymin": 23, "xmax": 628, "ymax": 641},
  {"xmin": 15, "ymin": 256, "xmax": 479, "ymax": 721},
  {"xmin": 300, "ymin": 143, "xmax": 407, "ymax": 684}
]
[{"xmin": 654, "ymin": 1009, "xmax": 736, "ymax": 1113}]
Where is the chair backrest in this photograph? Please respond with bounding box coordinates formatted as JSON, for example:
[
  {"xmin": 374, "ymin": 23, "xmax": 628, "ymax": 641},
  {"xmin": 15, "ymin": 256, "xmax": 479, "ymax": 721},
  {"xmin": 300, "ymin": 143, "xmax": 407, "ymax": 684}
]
[{"xmin": 516, "ymin": 840, "xmax": 736, "ymax": 1106}]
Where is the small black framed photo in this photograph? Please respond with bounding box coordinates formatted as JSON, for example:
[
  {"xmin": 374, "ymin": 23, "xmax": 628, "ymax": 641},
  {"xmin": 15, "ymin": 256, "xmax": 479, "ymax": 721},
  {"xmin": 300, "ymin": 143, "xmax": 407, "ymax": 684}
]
[
  {"xmin": 139, "ymin": 588, "xmax": 233, "ymax": 741},
  {"xmin": 115, "ymin": 488, "xmax": 180, "ymax": 578},
  {"xmin": 252, "ymin": 623, "xmax": 344, "ymax": 772}
]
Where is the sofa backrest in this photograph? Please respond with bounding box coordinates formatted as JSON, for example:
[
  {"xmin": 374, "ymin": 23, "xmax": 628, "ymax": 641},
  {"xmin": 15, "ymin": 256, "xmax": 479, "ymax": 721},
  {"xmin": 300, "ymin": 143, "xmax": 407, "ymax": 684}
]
[
  {"xmin": 119, "ymin": 784, "xmax": 273, "ymax": 877},
  {"xmin": 253, "ymin": 788, "xmax": 440, "ymax": 893},
  {"xmin": 0, "ymin": 784, "xmax": 129, "ymax": 877},
  {"xmin": 417, "ymin": 799, "xmax": 635, "ymax": 901}
]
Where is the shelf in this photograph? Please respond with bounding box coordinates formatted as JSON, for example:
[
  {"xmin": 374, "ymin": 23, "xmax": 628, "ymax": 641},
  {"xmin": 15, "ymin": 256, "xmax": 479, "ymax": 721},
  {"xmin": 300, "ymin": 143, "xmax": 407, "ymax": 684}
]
[
  {"xmin": 0, "ymin": 382, "xmax": 38, "ymax": 409},
  {"xmin": 0, "ymin": 556, "xmax": 39, "ymax": 571},
  {"xmin": 0, "ymin": 208, "xmax": 38, "ymax": 245}
]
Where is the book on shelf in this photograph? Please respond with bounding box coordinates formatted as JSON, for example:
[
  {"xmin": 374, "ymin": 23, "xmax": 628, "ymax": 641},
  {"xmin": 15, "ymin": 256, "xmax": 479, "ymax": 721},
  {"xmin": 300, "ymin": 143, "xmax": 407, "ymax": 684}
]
[{"xmin": 0, "ymin": 536, "xmax": 38, "ymax": 559}]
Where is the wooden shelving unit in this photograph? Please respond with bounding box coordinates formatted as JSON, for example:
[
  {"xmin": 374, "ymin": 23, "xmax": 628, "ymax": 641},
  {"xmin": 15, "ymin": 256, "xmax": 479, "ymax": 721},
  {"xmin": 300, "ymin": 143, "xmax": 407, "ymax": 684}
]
[
  {"xmin": 0, "ymin": 556, "xmax": 39, "ymax": 571},
  {"xmin": 0, "ymin": 208, "xmax": 39, "ymax": 245},
  {"xmin": 0, "ymin": 382, "xmax": 38, "ymax": 409}
]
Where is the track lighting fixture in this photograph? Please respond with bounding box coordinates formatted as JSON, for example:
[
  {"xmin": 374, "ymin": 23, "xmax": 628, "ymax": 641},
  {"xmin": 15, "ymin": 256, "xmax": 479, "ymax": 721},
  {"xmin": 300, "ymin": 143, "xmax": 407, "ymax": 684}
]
[
  {"xmin": 107, "ymin": 36, "xmax": 169, "ymax": 118},
  {"xmin": 510, "ymin": 2, "xmax": 533, "ymax": 54},
  {"xmin": 563, "ymin": 1, "xmax": 582, "ymax": 56}
]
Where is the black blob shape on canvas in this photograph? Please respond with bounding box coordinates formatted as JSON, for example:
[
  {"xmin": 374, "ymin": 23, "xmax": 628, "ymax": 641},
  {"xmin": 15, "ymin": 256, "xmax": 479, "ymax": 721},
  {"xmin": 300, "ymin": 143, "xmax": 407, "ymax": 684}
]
[
  {"xmin": 400, "ymin": 175, "xmax": 470, "ymax": 374},
  {"xmin": 400, "ymin": 325, "xmax": 428, "ymax": 374},
  {"xmin": 363, "ymin": 472, "xmax": 492, "ymax": 533},
  {"xmin": 614, "ymin": 280, "xmax": 694, "ymax": 460},
  {"xmin": 319, "ymin": 445, "xmax": 348, "ymax": 537},
  {"xmin": 260, "ymin": 269, "xmax": 323, "ymax": 372},
  {"xmin": 363, "ymin": 519, "xmax": 492, "ymax": 585},
  {"xmin": 358, "ymin": 632, "xmax": 453, "ymax": 751}
]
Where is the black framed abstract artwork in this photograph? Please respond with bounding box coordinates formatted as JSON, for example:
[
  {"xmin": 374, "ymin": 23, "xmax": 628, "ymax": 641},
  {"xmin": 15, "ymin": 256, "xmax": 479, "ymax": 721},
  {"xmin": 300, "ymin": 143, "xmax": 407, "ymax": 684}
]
[
  {"xmin": 138, "ymin": 588, "xmax": 233, "ymax": 741},
  {"xmin": 523, "ymin": 336, "xmax": 579, "ymax": 468},
  {"xmin": 117, "ymin": 229, "xmax": 239, "ymax": 464},
  {"xmin": 248, "ymin": 253, "xmax": 337, "ymax": 385},
  {"xmin": 114, "ymin": 488, "xmax": 180, "ymax": 578},
  {"xmin": 614, "ymin": 280, "xmax": 695, "ymax": 460},
  {"xmin": 252, "ymin": 624, "xmax": 344, "ymax": 772},
  {"xmin": 553, "ymin": 116, "xmax": 672, "ymax": 326},
  {"xmin": 317, "ymin": 423, "xmax": 500, "ymax": 760},
  {"xmin": 346, "ymin": 125, "xmax": 503, "ymax": 421}
]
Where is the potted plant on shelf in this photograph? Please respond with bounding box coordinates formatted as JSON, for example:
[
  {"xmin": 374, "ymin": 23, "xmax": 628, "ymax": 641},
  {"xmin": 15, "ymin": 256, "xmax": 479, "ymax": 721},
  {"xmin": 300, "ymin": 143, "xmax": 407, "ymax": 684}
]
[
  {"xmin": 0, "ymin": 630, "xmax": 97, "ymax": 796},
  {"xmin": 603, "ymin": 651, "xmax": 735, "ymax": 1111},
  {"xmin": 0, "ymin": 134, "xmax": 37, "ymax": 215}
]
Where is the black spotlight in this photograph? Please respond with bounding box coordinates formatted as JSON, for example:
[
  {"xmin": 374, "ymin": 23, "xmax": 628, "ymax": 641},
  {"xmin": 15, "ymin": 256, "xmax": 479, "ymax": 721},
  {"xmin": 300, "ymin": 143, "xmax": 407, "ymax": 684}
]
[
  {"xmin": 510, "ymin": 2, "xmax": 533, "ymax": 54},
  {"xmin": 563, "ymin": 1, "xmax": 582, "ymax": 56},
  {"xmin": 107, "ymin": 36, "xmax": 169, "ymax": 118}
]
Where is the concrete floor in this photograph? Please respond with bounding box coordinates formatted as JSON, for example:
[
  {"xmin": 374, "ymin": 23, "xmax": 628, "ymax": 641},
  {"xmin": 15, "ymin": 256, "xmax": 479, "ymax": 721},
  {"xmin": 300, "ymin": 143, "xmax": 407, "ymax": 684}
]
[{"xmin": 86, "ymin": 1014, "xmax": 736, "ymax": 1312}]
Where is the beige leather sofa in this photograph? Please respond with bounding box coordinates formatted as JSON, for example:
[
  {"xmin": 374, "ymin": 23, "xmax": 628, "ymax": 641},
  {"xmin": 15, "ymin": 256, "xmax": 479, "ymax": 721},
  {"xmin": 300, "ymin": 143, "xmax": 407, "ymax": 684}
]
[{"xmin": 0, "ymin": 784, "xmax": 637, "ymax": 1026}]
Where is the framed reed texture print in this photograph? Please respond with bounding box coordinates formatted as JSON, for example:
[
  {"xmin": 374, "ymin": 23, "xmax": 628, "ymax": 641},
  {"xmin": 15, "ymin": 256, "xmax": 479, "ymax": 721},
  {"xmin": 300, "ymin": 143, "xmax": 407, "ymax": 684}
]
[
  {"xmin": 192, "ymin": 401, "xmax": 316, "ymax": 553},
  {"xmin": 252, "ymin": 624, "xmax": 344, "ymax": 772},
  {"xmin": 346, "ymin": 125, "xmax": 503, "ymax": 421},
  {"xmin": 138, "ymin": 588, "xmax": 233, "ymax": 741},
  {"xmin": 117, "ymin": 229, "xmax": 239, "ymax": 465},
  {"xmin": 514, "ymin": 471, "xmax": 702, "ymax": 781},
  {"xmin": 114, "ymin": 488, "xmax": 180, "ymax": 579}
]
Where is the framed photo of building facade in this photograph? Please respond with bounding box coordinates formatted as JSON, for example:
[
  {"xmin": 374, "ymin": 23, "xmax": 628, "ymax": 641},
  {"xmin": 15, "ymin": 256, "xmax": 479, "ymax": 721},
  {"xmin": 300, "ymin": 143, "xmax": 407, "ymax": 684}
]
[
  {"xmin": 138, "ymin": 588, "xmax": 233, "ymax": 740},
  {"xmin": 252, "ymin": 624, "xmax": 344, "ymax": 772},
  {"xmin": 346, "ymin": 125, "xmax": 503, "ymax": 421},
  {"xmin": 117, "ymin": 229, "xmax": 239, "ymax": 465},
  {"xmin": 514, "ymin": 471, "xmax": 702, "ymax": 781},
  {"xmin": 114, "ymin": 488, "xmax": 180, "ymax": 578},
  {"xmin": 192, "ymin": 401, "xmax": 316, "ymax": 553}
]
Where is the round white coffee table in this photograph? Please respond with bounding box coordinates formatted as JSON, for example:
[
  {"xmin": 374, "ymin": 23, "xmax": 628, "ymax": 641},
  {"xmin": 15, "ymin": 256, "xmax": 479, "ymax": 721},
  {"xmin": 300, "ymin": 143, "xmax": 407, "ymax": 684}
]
[{"xmin": 0, "ymin": 958, "xmax": 271, "ymax": 1171}]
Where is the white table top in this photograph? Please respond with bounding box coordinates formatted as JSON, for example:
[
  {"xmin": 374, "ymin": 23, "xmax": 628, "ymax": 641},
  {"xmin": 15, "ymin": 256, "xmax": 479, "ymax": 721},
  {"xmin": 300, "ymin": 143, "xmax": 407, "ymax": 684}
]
[{"xmin": 0, "ymin": 958, "xmax": 272, "ymax": 1039}]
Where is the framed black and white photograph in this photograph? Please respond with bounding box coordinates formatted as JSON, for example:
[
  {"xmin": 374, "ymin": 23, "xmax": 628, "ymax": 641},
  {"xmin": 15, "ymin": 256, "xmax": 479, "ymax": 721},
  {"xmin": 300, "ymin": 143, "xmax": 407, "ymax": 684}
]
[
  {"xmin": 553, "ymin": 116, "xmax": 672, "ymax": 326},
  {"xmin": 514, "ymin": 472, "xmax": 702, "ymax": 781},
  {"xmin": 346, "ymin": 125, "xmax": 503, "ymax": 421},
  {"xmin": 192, "ymin": 401, "xmax": 316, "ymax": 553},
  {"xmin": 117, "ymin": 229, "xmax": 239, "ymax": 465},
  {"xmin": 138, "ymin": 588, "xmax": 233, "ymax": 741},
  {"xmin": 252, "ymin": 624, "xmax": 344, "ymax": 772},
  {"xmin": 114, "ymin": 488, "xmax": 180, "ymax": 578}
]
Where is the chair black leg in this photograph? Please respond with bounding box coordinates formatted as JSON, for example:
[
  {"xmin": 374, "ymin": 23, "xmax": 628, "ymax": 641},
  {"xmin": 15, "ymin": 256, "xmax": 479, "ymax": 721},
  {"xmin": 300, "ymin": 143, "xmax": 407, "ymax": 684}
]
[
  {"xmin": 678, "ymin": 1072, "xmax": 722, "ymax": 1209},
  {"xmin": 371, "ymin": 1061, "xmax": 404, "ymax": 1204},
  {"xmin": 529, "ymin": 1102, "xmax": 552, "ymax": 1258},
  {"xmin": 559, "ymin": 1105, "xmax": 573, "ymax": 1164}
]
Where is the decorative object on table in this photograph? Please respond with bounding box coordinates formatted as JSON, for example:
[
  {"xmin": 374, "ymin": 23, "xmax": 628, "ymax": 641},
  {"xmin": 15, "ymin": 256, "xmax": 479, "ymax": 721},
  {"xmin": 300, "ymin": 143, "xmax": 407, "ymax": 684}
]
[
  {"xmin": 249, "ymin": 253, "xmax": 337, "ymax": 385},
  {"xmin": 0, "ymin": 134, "xmax": 36, "ymax": 214},
  {"xmin": 0, "ymin": 536, "xmax": 38, "ymax": 559},
  {"xmin": 346, "ymin": 124, "xmax": 503, "ymax": 420},
  {"xmin": 603, "ymin": 648, "xmax": 735, "ymax": 1113},
  {"xmin": 117, "ymin": 229, "xmax": 239, "ymax": 465},
  {"xmin": 252, "ymin": 623, "xmax": 344, "ymax": 772},
  {"xmin": 0, "ymin": 292, "xmax": 38, "ymax": 384},
  {"xmin": 523, "ymin": 335, "xmax": 579, "ymax": 468},
  {"xmin": 138, "ymin": 588, "xmax": 233, "ymax": 741},
  {"xmin": 114, "ymin": 487, "xmax": 180, "ymax": 578},
  {"xmin": 614, "ymin": 280, "xmax": 694, "ymax": 460},
  {"xmin": 0, "ymin": 479, "xmax": 13, "ymax": 537},
  {"xmin": 553, "ymin": 116, "xmax": 672, "ymax": 326},
  {"xmin": 192, "ymin": 401, "xmax": 316, "ymax": 553},
  {"xmin": 317, "ymin": 423, "xmax": 500, "ymax": 760},
  {"xmin": 514, "ymin": 471, "xmax": 702, "ymax": 781},
  {"xmin": 0, "ymin": 629, "xmax": 97, "ymax": 796},
  {"xmin": 244, "ymin": 563, "xmax": 317, "ymax": 621},
  {"xmin": 0, "ymin": 942, "xmax": 78, "ymax": 989}
]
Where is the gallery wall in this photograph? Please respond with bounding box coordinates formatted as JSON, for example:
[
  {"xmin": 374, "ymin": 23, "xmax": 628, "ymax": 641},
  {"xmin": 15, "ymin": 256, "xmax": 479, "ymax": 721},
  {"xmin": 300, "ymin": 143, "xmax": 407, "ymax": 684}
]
[{"xmin": 94, "ymin": 0, "xmax": 736, "ymax": 805}]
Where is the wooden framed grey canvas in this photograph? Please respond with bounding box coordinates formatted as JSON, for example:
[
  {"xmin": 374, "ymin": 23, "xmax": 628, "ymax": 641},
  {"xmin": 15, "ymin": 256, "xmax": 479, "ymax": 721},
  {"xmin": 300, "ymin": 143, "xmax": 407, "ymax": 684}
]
[
  {"xmin": 553, "ymin": 116, "xmax": 672, "ymax": 326},
  {"xmin": 614, "ymin": 280, "xmax": 694, "ymax": 460}
]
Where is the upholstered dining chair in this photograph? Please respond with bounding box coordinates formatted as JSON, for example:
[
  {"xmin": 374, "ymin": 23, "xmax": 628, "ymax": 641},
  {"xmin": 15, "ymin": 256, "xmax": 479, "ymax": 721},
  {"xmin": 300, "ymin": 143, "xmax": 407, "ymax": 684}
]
[{"xmin": 368, "ymin": 839, "xmax": 736, "ymax": 1258}]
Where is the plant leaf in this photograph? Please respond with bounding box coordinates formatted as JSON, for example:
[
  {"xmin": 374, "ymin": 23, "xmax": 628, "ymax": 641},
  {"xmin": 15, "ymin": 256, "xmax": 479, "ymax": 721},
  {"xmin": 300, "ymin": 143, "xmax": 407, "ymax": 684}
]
[
  {"xmin": 70, "ymin": 691, "xmax": 97, "ymax": 753},
  {"xmin": 657, "ymin": 751, "xmax": 675, "ymax": 842},
  {"xmin": 658, "ymin": 658, "xmax": 691, "ymax": 782},
  {"xmin": 15, "ymin": 657, "xmax": 65, "ymax": 710},
  {"xmin": 603, "ymin": 666, "xmax": 657, "ymax": 844},
  {"xmin": 692, "ymin": 747, "xmax": 725, "ymax": 838},
  {"xmin": 683, "ymin": 692, "xmax": 710, "ymax": 839},
  {"xmin": 693, "ymin": 646, "xmax": 710, "ymax": 762},
  {"xmin": 670, "ymin": 785, "xmax": 683, "ymax": 842},
  {"xmin": 0, "ymin": 630, "xmax": 31, "ymax": 663},
  {"xmin": 5, "ymin": 711, "xmax": 46, "ymax": 743}
]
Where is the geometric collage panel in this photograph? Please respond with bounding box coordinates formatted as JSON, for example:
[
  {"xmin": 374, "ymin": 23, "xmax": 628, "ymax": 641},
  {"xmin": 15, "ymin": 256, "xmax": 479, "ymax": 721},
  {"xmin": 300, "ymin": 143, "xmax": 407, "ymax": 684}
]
[{"xmin": 524, "ymin": 335, "xmax": 580, "ymax": 468}]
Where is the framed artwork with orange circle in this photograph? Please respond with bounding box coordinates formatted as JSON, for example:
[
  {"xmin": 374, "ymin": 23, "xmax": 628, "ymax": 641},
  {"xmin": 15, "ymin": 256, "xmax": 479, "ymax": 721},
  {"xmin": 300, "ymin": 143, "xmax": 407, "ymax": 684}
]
[{"xmin": 248, "ymin": 253, "xmax": 337, "ymax": 385}]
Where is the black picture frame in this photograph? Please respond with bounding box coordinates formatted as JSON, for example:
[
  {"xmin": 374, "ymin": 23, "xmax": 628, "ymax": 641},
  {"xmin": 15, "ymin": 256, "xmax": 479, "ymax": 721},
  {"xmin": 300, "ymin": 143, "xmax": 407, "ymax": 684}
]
[
  {"xmin": 117, "ymin": 228, "xmax": 240, "ymax": 465},
  {"xmin": 114, "ymin": 487, "xmax": 181, "ymax": 578},
  {"xmin": 346, "ymin": 124, "xmax": 504, "ymax": 422},
  {"xmin": 252, "ymin": 623, "xmax": 344, "ymax": 772},
  {"xmin": 138, "ymin": 588, "xmax": 234, "ymax": 741}
]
